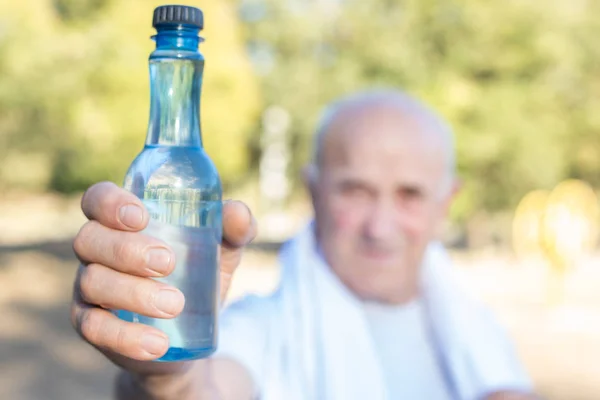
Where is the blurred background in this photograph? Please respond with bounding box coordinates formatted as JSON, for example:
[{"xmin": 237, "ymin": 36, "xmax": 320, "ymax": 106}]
[{"xmin": 0, "ymin": 0, "xmax": 599, "ymax": 399}]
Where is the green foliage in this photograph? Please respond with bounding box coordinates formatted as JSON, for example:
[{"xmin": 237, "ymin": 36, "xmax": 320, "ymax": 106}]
[
  {"xmin": 53, "ymin": 0, "xmax": 111, "ymax": 23},
  {"xmin": 1, "ymin": 0, "xmax": 599, "ymax": 223}
]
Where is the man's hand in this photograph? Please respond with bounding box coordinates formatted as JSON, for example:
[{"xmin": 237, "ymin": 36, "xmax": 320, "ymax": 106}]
[{"xmin": 70, "ymin": 181, "xmax": 256, "ymax": 377}]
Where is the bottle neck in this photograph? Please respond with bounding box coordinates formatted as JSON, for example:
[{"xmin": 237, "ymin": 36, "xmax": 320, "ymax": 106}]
[{"xmin": 146, "ymin": 25, "xmax": 204, "ymax": 148}]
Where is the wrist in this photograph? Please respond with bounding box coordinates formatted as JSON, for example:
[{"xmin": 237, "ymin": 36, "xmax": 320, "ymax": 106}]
[{"xmin": 117, "ymin": 363, "xmax": 199, "ymax": 400}]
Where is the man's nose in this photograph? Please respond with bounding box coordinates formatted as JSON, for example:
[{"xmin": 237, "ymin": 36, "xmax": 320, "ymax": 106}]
[{"xmin": 364, "ymin": 200, "xmax": 397, "ymax": 242}]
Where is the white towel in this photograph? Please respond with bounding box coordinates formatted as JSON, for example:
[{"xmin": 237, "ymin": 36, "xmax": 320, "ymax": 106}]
[{"xmin": 219, "ymin": 222, "xmax": 532, "ymax": 400}]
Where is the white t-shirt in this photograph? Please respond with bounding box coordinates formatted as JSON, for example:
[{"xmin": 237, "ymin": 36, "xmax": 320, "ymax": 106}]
[
  {"xmin": 362, "ymin": 299, "xmax": 453, "ymax": 400},
  {"xmin": 217, "ymin": 295, "xmax": 454, "ymax": 398}
]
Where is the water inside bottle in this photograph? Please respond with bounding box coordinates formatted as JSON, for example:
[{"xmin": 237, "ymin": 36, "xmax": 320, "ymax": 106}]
[{"xmin": 117, "ymin": 199, "xmax": 221, "ymax": 361}]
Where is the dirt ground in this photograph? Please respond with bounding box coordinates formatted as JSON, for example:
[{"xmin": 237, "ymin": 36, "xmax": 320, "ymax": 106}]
[{"xmin": 1, "ymin": 194, "xmax": 599, "ymax": 400}]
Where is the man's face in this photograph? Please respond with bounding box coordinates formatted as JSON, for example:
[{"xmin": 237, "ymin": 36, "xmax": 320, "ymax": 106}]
[{"xmin": 309, "ymin": 104, "xmax": 454, "ymax": 303}]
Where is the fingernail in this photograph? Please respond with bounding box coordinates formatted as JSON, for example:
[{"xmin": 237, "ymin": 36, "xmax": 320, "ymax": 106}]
[
  {"xmin": 145, "ymin": 247, "xmax": 172, "ymax": 275},
  {"xmin": 141, "ymin": 332, "xmax": 168, "ymax": 356},
  {"xmin": 119, "ymin": 204, "xmax": 144, "ymax": 229},
  {"xmin": 153, "ymin": 288, "xmax": 183, "ymax": 316}
]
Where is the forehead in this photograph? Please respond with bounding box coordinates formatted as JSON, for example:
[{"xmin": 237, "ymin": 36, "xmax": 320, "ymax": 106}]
[{"xmin": 320, "ymin": 104, "xmax": 448, "ymax": 188}]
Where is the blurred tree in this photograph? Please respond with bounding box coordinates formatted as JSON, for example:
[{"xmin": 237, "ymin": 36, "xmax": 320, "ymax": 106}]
[
  {"xmin": 1, "ymin": 0, "xmax": 599, "ymax": 226},
  {"xmin": 53, "ymin": 0, "xmax": 111, "ymax": 22},
  {"xmin": 0, "ymin": 0, "xmax": 260, "ymax": 193},
  {"xmin": 239, "ymin": 0, "xmax": 600, "ymax": 223}
]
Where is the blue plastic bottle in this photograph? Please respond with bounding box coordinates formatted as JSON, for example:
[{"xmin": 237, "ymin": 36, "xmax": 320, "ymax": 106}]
[{"xmin": 120, "ymin": 5, "xmax": 222, "ymax": 362}]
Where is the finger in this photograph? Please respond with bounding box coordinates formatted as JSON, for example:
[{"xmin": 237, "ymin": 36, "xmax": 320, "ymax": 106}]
[
  {"xmin": 218, "ymin": 201, "xmax": 256, "ymax": 300},
  {"xmin": 72, "ymin": 300, "xmax": 170, "ymax": 361},
  {"xmin": 220, "ymin": 200, "xmax": 256, "ymax": 280},
  {"xmin": 78, "ymin": 263, "xmax": 185, "ymax": 318},
  {"xmin": 222, "ymin": 200, "xmax": 257, "ymax": 249},
  {"xmin": 73, "ymin": 221, "xmax": 175, "ymax": 277},
  {"xmin": 81, "ymin": 181, "xmax": 148, "ymax": 231}
]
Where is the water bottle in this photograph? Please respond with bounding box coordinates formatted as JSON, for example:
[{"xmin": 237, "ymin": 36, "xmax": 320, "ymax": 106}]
[{"xmin": 119, "ymin": 5, "xmax": 222, "ymax": 362}]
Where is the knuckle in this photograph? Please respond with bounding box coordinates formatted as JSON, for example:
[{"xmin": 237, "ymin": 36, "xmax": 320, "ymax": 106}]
[
  {"xmin": 114, "ymin": 324, "xmax": 129, "ymax": 352},
  {"xmin": 131, "ymin": 279, "xmax": 153, "ymax": 309},
  {"xmin": 81, "ymin": 219, "xmax": 100, "ymax": 235},
  {"xmin": 79, "ymin": 308, "xmax": 102, "ymax": 344},
  {"xmin": 112, "ymin": 238, "xmax": 139, "ymax": 266},
  {"xmin": 73, "ymin": 221, "xmax": 93, "ymax": 256},
  {"xmin": 72, "ymin": 235, "xmax": 83, "ymax": 257},
  {"xmin": 70, "ymin": 304, "xmax": 79, "ymax": 330},
  {"xmin": 79, "ymin": 264, "xmax": 103, "ymax": 303}
]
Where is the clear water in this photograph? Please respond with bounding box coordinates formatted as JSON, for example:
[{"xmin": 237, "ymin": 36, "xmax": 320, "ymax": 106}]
[
  {"xmin": 116, "ymin": 201, "xmax": 220, "ymax": 362},
  {"xmin": 121, "ymin": 146, "xmax": 222, "ymax": 362}
]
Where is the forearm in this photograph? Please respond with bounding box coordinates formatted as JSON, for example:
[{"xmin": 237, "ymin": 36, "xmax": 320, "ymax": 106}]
[{"xmin": 116, "ymin": 370, "xmax": 197, "ymax": 400}]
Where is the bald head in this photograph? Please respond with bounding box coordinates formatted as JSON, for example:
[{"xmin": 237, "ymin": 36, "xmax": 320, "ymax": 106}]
[{"xmin": 311, "ymin": 90, "xmax": 455, "ymax": 196}]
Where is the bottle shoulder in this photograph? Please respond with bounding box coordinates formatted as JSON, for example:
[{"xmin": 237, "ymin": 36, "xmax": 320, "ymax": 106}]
[{"xmin": 124, "ymin": 146, "xmax": 221, "ymax": 197}]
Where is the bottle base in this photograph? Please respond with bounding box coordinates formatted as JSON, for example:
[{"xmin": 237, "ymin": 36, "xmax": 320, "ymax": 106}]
[{"xmin": 155, "ymin": 346, "xmax": 217, "ymax": 362}]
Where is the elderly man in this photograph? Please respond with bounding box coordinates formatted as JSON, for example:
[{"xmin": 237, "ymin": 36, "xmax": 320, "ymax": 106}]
[{"xmin": 71, "ymin": 90, "xmax": 537, "ymax": 400}]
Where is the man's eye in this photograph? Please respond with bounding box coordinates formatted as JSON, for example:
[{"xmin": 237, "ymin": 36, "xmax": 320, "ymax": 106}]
[
  {"xmin": 399, "ymin": 187, "xmax": 423, "ymax": 201},
  {"xmin": 339, "ymin": 183, "xmax": 370, "ymax": 198}
]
